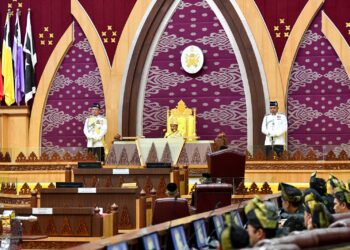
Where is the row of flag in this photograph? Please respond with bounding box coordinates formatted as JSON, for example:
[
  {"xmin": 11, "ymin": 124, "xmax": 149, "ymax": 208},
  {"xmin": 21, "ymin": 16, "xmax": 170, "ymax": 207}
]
[{"xmin": 1, "ymin": 9, "xmax": 37, "ymax": 106}]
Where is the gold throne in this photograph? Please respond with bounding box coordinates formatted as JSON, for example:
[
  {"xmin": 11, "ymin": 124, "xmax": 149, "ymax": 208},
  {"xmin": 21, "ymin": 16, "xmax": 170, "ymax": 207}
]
[{"xmin": 166, "ymin": 100, "xmax": 197, "ymax": 141}]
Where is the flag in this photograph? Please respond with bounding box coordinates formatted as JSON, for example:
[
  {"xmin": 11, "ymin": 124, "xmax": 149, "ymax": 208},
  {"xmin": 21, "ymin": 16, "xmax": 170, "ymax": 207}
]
[
  {"xmin": 13, "ymin": 9, "xmax": 25, "ymax": 105},
  {"xmin": 2, "ymin": 12, "xmax": 15, "ymax": 106},
  {"xmin": 0, "ymin": 55, "xmax": 3, "ymax": 102},
  {"xmin": 24, "ymin": 10, "xmax": 37, "ymax": 104}
]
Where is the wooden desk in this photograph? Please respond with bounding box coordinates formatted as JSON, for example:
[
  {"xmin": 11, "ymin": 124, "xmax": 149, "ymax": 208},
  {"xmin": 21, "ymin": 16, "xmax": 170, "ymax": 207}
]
[
  {"xmin": 40, "ymin": 188, "xmax": 137, "ymax": 229},
  {"xmin": 0, "ymin": 207, "xmax": 106, "ymax": 237},
  {"xmin": 73, "ymin": 168, "xmax": 171, "ymax": 197}
]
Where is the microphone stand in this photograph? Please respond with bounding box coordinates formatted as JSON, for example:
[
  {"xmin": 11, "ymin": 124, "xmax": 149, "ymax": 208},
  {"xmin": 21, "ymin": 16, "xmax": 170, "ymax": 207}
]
[{"xmin": 271, "ymin": 136, "xmax": 275, "ymax": 160}]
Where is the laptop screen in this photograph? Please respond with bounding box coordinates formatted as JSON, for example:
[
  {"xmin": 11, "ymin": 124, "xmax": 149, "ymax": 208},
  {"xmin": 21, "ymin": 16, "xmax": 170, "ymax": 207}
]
[
  {"xmin": 170, "ymin": 225, "xmax": 189, "ymax": 250},
  {"xmin": 193, "ymin": 219, "xmax": 208, "ymax": 248},
  {"xmin": 142, "ymin": 233, "xmax": 160, "ymax": 250},
  {"xmin": 213, "ymin": 215, "xmax": 224, "ymax": 239}
]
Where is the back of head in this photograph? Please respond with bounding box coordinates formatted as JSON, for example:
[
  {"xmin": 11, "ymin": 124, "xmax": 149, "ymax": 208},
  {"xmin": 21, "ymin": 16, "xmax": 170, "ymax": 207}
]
[
  {"xmin": 310, "ymin": 172, "xmax": 327, "ymax": 195},
  {"xmin": 221, "ymin": 224, "xmax": 249, "ymax": 249},
  {"xmin": 311, "ymin": 203, "xmax": 334, "ymax": 228},
  {"xmin": 245, "ymin": 197, "xmax": 278, "ymax": 235},
  {"xmin": 280, "ymin": 183, "xmax": 303, "ymax": 207},
  {"xmin": 166, "ymin": 182, "xmax": 178, "ymax": 197},
  {"xmin": 200, "ymin": 173, "xmax": 213, "ymax": 184},
  {"xmin": 282, "ymin": 215, "xmax": 306, "ymax": 233}
]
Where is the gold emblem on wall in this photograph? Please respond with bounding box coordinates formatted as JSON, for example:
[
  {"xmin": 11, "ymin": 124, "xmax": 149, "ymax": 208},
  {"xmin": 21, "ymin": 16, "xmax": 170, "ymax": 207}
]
[
  {"xmin": 38, "ymin": 26, "xmax": 55, "ymax": 46},
  {"xmin": 7, "ymin": 0, "xmax": 23, "ymax": 16},
  {"xmin": 101, "ymin": 25, "xmax": 117, "ymax": 44},
  {"xmin": 346, "ymin": 22, "xmax": 350, "ymax": 35},
  {"xmin": 274, "ymin": 18, "xmax": 290, "ymax": 38}
]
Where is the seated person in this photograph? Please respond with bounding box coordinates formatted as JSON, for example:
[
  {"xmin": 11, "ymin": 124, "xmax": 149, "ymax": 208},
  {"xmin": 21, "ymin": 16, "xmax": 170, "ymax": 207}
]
[
  {"xmin": 279, "ymin": 183, "xmax": 305, "ymax": 233},
  {"xmin": 245, "ymin": 197, "xmax": 278, "ymax": 247},
  {"xmin": 333, "ymin": 186, "xmax": 350, "ymax": 214},
  {"xmin": 220, "ymin": 224, "xmax": 249, "ymax": 249},
  {"xmin": 303, "ymin": 189, "xmax": 334, "ymax": 230},
  {"xmin": 164, "ymin": 118, "xmax": 183, "ymax": 138},
  {"xmin": 199, "ymin": 172, "xmax": 213, "ymax": 184},
  {"xmin": 166, "ymin": 182, "xmax": 178, "ymax": 198},
  {"xmin": 279, "ymin": 183, "xmax": 304, "ymax": 218},
  {"xmin": 213, "ymin": 132, "xmax": 228, "ymax": 151},
  {"xmin": 310, "ymin": 171, "xmax": 334, "ymax": 213}
]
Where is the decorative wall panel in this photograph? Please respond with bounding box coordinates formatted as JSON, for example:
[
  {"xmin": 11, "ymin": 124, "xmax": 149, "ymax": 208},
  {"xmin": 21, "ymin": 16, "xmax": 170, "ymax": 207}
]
[
  {"xmin": 41, "ymin": 22, "xmax": 104, "ymax": 155},
  {"xmin": 287, "ymin": 11, "xmax": 350, "ymax": 157},
  {"xmin": 142, "ymin": 0, "xmax": 247, "ymax": 150}
]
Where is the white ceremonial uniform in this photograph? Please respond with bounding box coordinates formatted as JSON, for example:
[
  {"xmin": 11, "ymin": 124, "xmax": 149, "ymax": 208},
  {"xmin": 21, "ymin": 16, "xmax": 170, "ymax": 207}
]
[
  {"xmin": 261, "ymin": 113, "xmax": 288, "ymax": 146},
  {"xmin": 83, "ymin": 115, "xmax": 108, "ymax": 147}
]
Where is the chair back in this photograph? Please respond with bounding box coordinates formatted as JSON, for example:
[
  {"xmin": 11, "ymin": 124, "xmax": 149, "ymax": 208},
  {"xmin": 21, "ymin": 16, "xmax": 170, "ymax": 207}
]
[
  {"xmin": 207, "ymin": 148, "xmax": 245, "ymax": 186},
  {"xmin": 193, "ymin": 183, "xmax": 232, "ymax": 213},
  {"xmin": 152, "ymin": 198, "xmax": 190, "ymax": 225},
  {"xmin": 166, "ymin": 100, "xmax": 197, "ymax": 141}
]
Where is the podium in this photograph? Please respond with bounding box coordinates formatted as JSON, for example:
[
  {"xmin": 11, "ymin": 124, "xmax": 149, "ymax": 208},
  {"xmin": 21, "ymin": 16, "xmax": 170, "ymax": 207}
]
[{"xmin": 207, "ymin": 148, "xmax": 246, "ymax": 186}]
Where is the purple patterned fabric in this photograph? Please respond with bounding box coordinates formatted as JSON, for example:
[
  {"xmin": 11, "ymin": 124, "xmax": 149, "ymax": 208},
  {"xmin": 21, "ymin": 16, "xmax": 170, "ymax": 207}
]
[
  {"xmin": 143, "ymin": 0, "xmax": 247, "ymax": 150},
  {"xmin": 288, "ymin": 12, "xmax": 350, "ymax": 158},
  {"xmin": 41, "ymin": 22, "xmax": 104, "ymax": 155}
]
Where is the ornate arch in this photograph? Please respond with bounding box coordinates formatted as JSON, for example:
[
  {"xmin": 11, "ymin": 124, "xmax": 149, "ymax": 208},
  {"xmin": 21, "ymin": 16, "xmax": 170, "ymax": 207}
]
[{"xmin": 122, "ymin": 0, "xmax": 265, "ymax": 147}]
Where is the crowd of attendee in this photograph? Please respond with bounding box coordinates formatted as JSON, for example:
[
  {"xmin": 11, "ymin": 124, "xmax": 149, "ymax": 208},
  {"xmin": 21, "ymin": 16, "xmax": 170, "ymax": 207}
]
[{"xmin": 219, "ymin": 172, "xmax": 350, "ymax": 249}]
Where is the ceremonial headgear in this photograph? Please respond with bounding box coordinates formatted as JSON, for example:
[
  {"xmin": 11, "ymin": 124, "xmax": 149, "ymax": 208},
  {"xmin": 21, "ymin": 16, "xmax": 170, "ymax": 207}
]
[
  {"xmin": 304, "ymin": 190, "xmax": 319, "ymax": 214},
  {"xmin": 166, "ymin": 183, "xmax": 177, "ymax": 196},
  {"xmin": 279, "ymin": 183, "xmax": 303, "ymax": 203},
  {"xmin": 169, "ymin": 116, "xmax": 178, "ymax": 125},
  {"xmin": 220, "ymin": 224, "xmax": 249, "ymax": 250},
  {"xmin": 270, "ymin": 101, "xmax": 278, "ymax": 107},
  {"xmin": 244, "ymin": 197, "xmax": 278, "ymax": 229},
  {"xmin": 328, "ymin": 174, "xmax": 346, "ymax": 189},
  {"xmin": 334, "ymin": 186, "xmax": 350, "ymax": 205},
  {"xmin": 91, "ymin": 103, "xmax": 101, "ymax": 109},
  {"xmin": 310, "ymin": 171, "xmax": 327, "ymax": 195}
]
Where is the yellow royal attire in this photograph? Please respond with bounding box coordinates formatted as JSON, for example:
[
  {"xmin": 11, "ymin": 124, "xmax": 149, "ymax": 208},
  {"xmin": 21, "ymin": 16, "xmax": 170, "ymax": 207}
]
[{"xmin": 164, "ymin": 130, "xmax": 183, "ymax": 138}]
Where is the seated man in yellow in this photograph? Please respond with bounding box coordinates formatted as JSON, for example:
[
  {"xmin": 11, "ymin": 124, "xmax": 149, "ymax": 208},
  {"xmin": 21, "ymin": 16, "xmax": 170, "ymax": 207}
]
[{"xmin": 164, "ymin": 119, "xmax": 183, "ymax": 138}]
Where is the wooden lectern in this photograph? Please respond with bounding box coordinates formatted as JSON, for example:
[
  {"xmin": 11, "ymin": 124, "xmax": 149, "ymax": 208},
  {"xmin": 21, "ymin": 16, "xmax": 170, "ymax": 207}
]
[{"xmin": 206, "ymin": 148, "xmax": 246, "ymax": 188}]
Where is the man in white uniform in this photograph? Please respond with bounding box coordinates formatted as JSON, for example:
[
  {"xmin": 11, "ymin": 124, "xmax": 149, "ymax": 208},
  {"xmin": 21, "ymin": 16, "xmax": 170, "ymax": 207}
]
[
  {"xmin": 261, "ymin": 101, "xmax": 288, "ymax": 158},
  {"xmin": 84, "ymin": 103, "xmax": 107, "ymax": 162}
]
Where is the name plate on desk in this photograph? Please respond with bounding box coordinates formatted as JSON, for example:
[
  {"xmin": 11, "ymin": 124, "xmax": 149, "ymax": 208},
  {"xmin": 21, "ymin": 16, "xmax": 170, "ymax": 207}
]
[
  {"xmin": 113, "ymin": 168, "xmax": 130, "ymax": 175},
  {"xmin": 78, "ymin": 188, "xmax": 96, "ymax": 193},
  {"xmin": 32, "ymin": 208, "xmax": 53, "ymax": 215}
]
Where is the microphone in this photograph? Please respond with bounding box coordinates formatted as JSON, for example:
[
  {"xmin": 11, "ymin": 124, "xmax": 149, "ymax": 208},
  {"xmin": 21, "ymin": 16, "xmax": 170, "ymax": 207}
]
[
  {"xmin": 208, "ymin": 201, "xmax": 222, "ymax": 218},
  {"xmin": 165, "ymin": 131, "xmax": 174, "ymax": 138},
  {"xmin": 233, "ymin": 178, "xmax": 247, "ymax": 228},
  {"xmin": 206, "ymin": 201, "xmax": 223, "ymax": 241}
]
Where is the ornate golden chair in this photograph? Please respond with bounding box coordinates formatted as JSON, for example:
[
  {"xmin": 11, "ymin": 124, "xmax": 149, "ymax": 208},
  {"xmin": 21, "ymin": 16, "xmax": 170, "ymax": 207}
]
[{"xmin": 166, "ymin": 100, "xmax": 197, "ymax": 141}]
